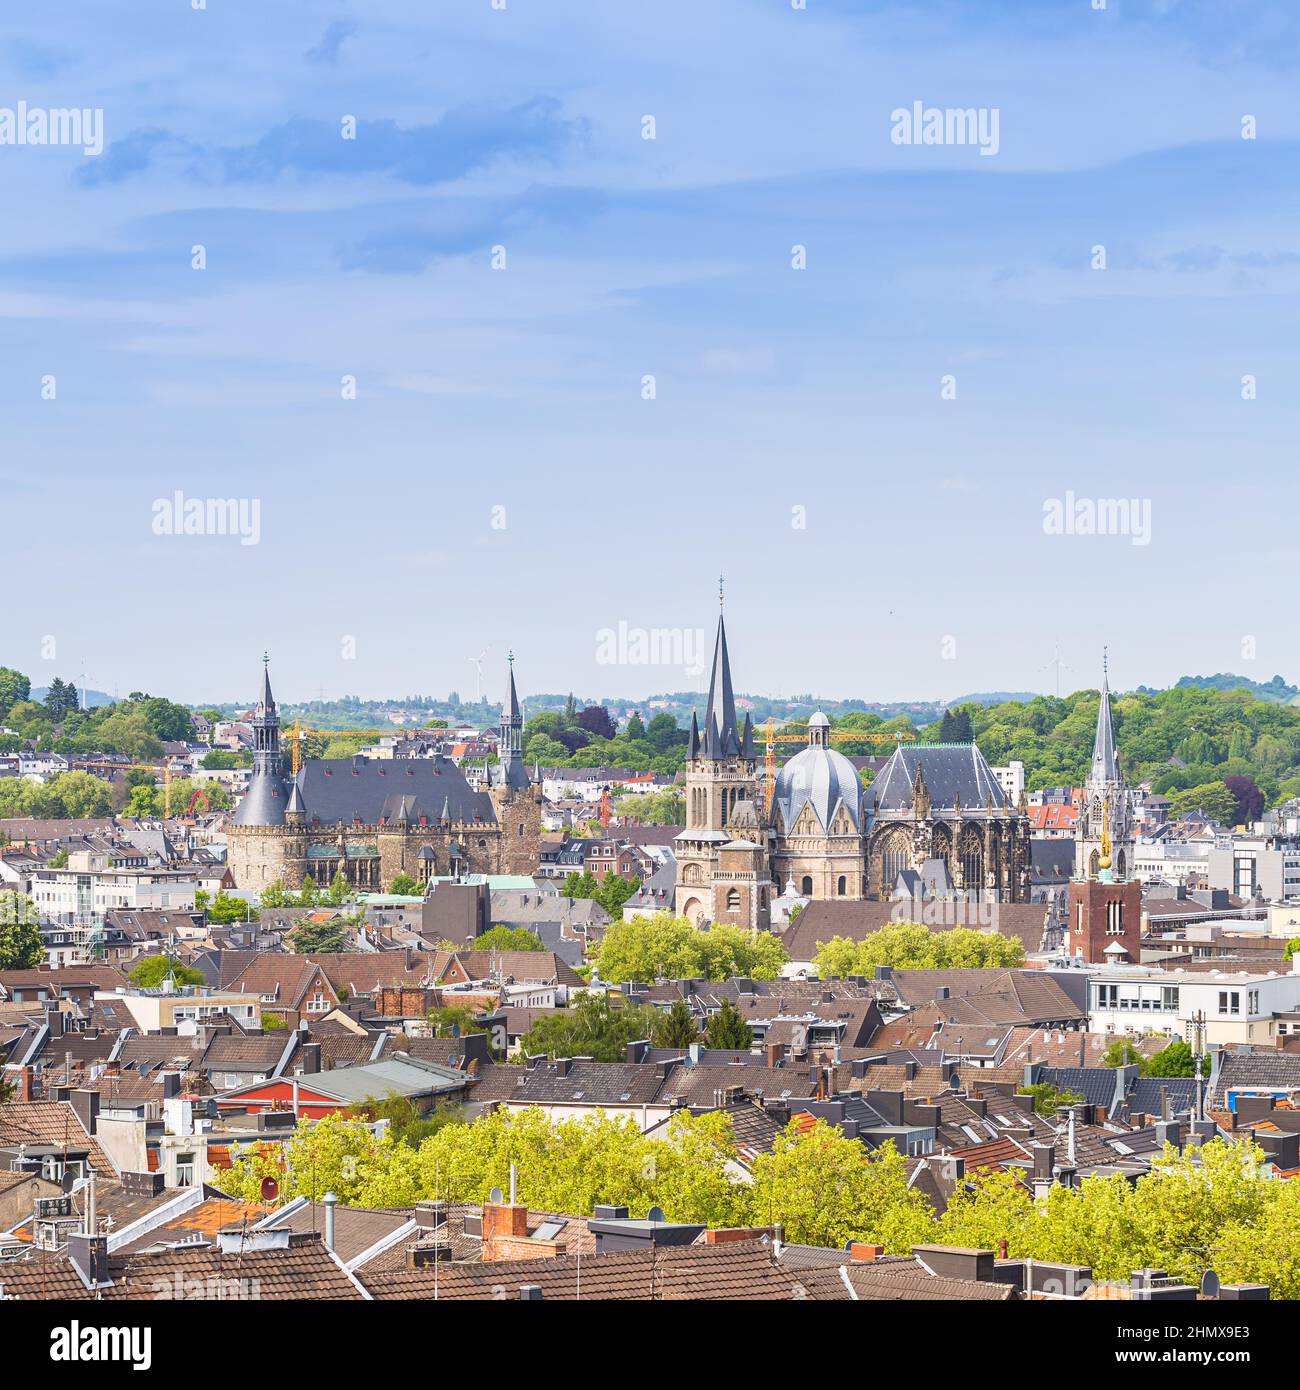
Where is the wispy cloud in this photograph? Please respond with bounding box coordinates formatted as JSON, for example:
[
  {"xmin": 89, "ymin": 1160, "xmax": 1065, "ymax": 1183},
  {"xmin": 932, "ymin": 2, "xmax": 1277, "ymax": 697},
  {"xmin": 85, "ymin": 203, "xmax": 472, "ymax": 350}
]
[
  {"xmin": 80, "ymin": 98, "xmax": 586, "ymax": 189},
  {"xmin": 304, "ymin": 20, "xmax": 356, "ymax": 67}
]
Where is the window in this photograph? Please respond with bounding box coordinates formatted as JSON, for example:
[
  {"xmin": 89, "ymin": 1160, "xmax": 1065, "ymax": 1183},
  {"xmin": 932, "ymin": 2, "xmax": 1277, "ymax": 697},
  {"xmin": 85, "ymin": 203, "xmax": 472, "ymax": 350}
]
[
  {"xmin": 175, "ymin": 1152, "xmax": 195, "ymax": 1187},
  {"xmin": 726, "ymin": 888, "xmax": 740, "ymax": 911},
  {"xmin": 837, "ymin": 875, "xmax": 847, "ymax": 896},
  {"xmin": 1218, "ymin": 991, "xmax": 1240, "ymax": 1016},
  {"xmin": 800, "ymin": 876, "xmax": 813, "ymax": 895}
]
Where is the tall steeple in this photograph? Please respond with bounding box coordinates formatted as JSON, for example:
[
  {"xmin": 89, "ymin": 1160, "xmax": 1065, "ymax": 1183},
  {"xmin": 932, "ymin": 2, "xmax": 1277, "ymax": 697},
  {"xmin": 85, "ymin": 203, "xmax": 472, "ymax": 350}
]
[
  {"xmin": 702, "ymin": 577, "xmax": 740, "ymax": 759},
  {"xmin": 1090, "ymin": 648, "xmax": 1119, "ymax": 785},
  {"xmin": 252, "ymin": 652, "xmax": 281, "ymax": 773},
  {"xmin": 494, "ymin": 651, "xmax": 529, "ymax": 791},
  {"xmin": 1076, "ymin": 650, "xmax": 1133, "ymax": 881},
  {"xmin": 232, "ymin": 654, "xmax": 288, "ymax": 826}
]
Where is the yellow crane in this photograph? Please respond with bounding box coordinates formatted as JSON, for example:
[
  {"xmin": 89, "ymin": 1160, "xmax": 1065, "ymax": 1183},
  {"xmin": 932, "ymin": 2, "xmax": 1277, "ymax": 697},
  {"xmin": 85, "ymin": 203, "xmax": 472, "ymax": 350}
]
[
  {"xmin": 756, "ymin": 717, "xmax": 915, "ymax": 815},
  {"xmin": 78, "ymin": 756, "xmax": 184, "ymax": 817}
]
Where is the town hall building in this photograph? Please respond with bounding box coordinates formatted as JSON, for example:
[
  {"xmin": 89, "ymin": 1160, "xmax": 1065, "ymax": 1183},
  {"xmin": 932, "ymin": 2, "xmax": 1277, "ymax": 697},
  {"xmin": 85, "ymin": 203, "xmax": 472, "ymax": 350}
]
[{"xmin": 227, "ymin": 658, "xmax": 541, "ymax": 892}]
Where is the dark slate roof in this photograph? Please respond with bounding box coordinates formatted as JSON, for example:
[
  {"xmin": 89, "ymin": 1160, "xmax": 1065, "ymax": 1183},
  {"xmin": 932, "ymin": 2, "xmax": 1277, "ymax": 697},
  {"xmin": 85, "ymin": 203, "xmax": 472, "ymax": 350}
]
[
  {"xmin": 700, "ymin": 614, "xmax": 741, "ymax": 759},
  {"xmin": 1037, "ymin": 1066, "xmax": 1119, "ymax": 1109},
  {"xmin": 1128, "ymin": 1077, "xmax": 1199, "ymax": 1116},
  {"xmin": 1210, "ymin": 1051, "xmax": 1300, "ymax": 1105},
  {"xmin": 869, "ymin": 744, "xmax": 1008, "ymax": 814},
  {"xmin": 1030, "ymin": 838, "xmax": 1076, "ymax": 883},
  {"xmin": 232, "ymin": 769, "xmax": 289, "ymax": 827},
  {"xmin": 295, "ymin": 756, "xmax": 495, "ymax": 828}
]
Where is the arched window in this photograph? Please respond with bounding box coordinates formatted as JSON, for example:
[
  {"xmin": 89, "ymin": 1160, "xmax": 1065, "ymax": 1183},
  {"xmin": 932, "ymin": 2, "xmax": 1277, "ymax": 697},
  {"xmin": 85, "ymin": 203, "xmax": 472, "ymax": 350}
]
[
  {"xmin": 800, "ymin": 875, "xmax": 813, "ymax": 895},
  {"xmin": 837, "ymin": 875, "xmax": 847, "ymax": 896},
  {"xmin": 726, "ymin": 888, "xmax": 740, "ymax": 910}
]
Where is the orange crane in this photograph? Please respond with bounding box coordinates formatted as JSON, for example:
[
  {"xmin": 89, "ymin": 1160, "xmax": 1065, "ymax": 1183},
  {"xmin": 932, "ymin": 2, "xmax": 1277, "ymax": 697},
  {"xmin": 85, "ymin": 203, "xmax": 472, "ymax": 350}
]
[{"xmin": 756, "ymin": 717, "xmax": 916, "ymax": 815}]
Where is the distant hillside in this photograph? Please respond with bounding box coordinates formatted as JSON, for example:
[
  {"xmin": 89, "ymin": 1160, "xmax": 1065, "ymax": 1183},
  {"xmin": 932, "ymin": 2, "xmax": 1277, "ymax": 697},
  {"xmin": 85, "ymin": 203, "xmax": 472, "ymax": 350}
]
[
  {"xmin": 948, "ymin": 692, "xmax": 1039, "ymax": 708},
  {"xmin": 1143, "ymin": 674, "xmax": 1299, "ymax": 705}
]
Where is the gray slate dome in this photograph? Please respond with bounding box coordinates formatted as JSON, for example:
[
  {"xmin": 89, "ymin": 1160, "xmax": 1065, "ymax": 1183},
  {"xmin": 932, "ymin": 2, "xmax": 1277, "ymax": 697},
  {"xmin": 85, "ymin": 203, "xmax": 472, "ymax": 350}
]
[{"xmin": 774, "ymin": 744, "xmax": 864, "ymax": 833}]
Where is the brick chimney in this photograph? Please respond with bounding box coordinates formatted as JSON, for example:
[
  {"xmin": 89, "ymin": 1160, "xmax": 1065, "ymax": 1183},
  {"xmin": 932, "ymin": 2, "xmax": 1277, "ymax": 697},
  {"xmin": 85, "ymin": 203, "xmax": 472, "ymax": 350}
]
[{"xmin": 481, "ymin": 1198, "xmax": 531, "ymax": 1261}]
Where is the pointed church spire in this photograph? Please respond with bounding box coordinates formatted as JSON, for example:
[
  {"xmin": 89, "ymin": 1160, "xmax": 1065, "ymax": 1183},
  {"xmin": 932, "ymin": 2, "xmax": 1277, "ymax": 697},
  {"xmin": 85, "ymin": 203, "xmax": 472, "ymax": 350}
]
[
  {"xmin": 741, "ymin": 712, "xmax": 754, "ymax": 758},
  {"xmin": 1091, "ymin": 650, "xmax": 1119, "ymax": 784},
  {"xmin": 504, "ymin": 650, "xmax": 521, "ymax": 725},
  {"xmin": 702, "ymin": 610, "xmax": 740, "ymax": 758},
  {"xmin": 260, "ymin": 651, "xmax": 275, "ymax": 713},
  {"xmin": 687, "ymin": 710, "xmax": 700, "ymax": 759}
]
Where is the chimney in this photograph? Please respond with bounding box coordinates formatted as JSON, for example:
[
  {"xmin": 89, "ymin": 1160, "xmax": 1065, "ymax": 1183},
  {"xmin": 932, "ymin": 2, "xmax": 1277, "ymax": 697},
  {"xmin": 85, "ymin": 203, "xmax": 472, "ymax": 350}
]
[
  {"xmin": 300, "ymin": 1042, "xmax": 321, "ymax": 1075},
  {"xmin": 67, "ymin": 1231, "xmax": 110, "ymax": 1289},
  {"xmin": 70, "ymin": 1088, "xmax": 100, "ymax": 1136},
  {"xmin": 1032, "ymin": 1142, "xmax": 1056, "ymax": 1183},
  {"xmin": 1154, "ymin": 1119, "xmax": 1183, "ymax": 1152},
  {"xmin": 482, "ymin": 1192, "xmax": 530, "ymax": 1260},
  {"xmin": 519, "ymin": 1285, "xmax": 543, "ymax": 1300},
  {"xmin": 765, "ymin": 1042, "xmax": 786, "ymax": 1068},
  {"xmin": 15, "ymin": 1066, "xmax": 35, "ymax": 1103},
  {"xmin": 849, "ymin": 1242, "xmax": 884, "ymax": 1263},
  {"xmin": 46, "ymin": 1006, "xmax": 65, "ymax": 1038},
  {"xmin": 322, "ymin": 1191, "xmax": 338, "ymax": 1253}
]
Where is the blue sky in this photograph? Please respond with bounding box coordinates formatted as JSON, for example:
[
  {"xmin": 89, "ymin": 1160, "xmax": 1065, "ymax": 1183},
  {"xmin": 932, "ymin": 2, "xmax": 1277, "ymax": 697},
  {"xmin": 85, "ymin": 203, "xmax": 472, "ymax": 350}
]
[{"xmin": 1, "ymin": 0, "xmax": 1297, "ymax": 709}]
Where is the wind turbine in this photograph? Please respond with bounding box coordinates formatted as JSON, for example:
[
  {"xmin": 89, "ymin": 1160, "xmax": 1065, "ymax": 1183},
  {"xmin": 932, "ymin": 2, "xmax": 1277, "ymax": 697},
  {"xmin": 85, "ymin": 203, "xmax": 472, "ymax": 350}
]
[
  {"xmin": 467, "ymin": 650, "xmax": 489, "ymax": 703},
  {"xmin": 1041, "ymin": 642, "xmax": 1071, "ymax": 699}
]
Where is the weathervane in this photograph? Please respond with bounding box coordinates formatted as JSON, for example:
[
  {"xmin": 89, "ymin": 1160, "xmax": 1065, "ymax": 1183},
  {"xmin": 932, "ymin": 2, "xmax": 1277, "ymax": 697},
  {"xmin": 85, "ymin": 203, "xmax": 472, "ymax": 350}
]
[{"xmin": 718, "ymin": 573, "xmax": 725, "ymax": 611}]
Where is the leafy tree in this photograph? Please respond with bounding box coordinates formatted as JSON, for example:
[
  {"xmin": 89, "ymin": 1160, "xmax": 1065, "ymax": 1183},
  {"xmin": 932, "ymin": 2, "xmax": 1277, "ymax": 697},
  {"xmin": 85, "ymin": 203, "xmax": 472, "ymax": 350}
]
[
  {"xmin": 1100, "ymin": 1039, "xmax": 1144, "ymax": 1068},
  {"xmin": 291, "ymin": 917, "xmax": 348, "ymax": 954},
  {"xmin": 129, "ymin": 956, "xmax": 205, "ymax": 989},
  {"xmin": 1144, "ymin": 1040, "xmax": 1207, "ymax": 1078},
  {"xmin": 813, "ymin": 922, "xmax": 1024, "ymax": 975},
  {"xmin": 0, "ymin": 667, "xmax": 31, "ymax": 721},
  {"xmin": 355, "ymin": 1093, "xmax": 466, "ymax": 1147},
  {"xmin": 1017, "ymin": 1082, "xmax": 1084, "ymax": 1117},
  {"xmin": 0, "ymin": 892, "xmax": 43, "ymax": 969},
  {"xmin": 652, "ymin": 997, "xmax": 700, "ymax": 1048},
  {"xmin": 206, "ymin": 892, "xmax": 256, "ymax": 925},
  {"xmin": 937, "ymin": 706, "xmax": 974, "ymax": 743},
  {"xmin": 1223, "ymin": 773, "xmax": 1265, "ymax": 825},
  {"xmin": 47, "ymin": 848, "xmax": 69, "ymax": 869},
  {"xmin": 594, "ymin": 912, "xmax": 787, "ymax": 983},
  {"xmin": 625, "ymin": 712, "xmax": 645, "ymax": 739},
  {"xmin": 746, "ymin": 1120, "xmax": 934, "ymax": 1250},
  {"xmin": 26, "ymin": 772, "xmax": 112, "ymax": 819},
  {"xmin": 388, "ymin": 873, "xmax": 421, "ymax": 896},
  {"xmin": 1167, "ymin": 781, "xmax": 1238, "ymax": 824},
  {"xmin": 427, "ymin": 1005, "xmax": 486, "ymax": 1037},
  {"xmin": 1285, "ymin": 937, "xmax": 1300, "ymax": 961},
  {"xmin": 518, "ymin": 993, "xmax": 661, "ymax": 1062},
  {"xmin": 703, "ymin": 998, "xmax": 752, "ymax": 1050},
  {"xmin": 614, "ymin": 788, "xmax": 685, "ymax": 825},
  {"xmin": 577, "ymin": 705, "xmax": 617, "ymax": 740},
  {"xmin": 474, "ymin": 924, "xmax": 545, "ymax": 952}
]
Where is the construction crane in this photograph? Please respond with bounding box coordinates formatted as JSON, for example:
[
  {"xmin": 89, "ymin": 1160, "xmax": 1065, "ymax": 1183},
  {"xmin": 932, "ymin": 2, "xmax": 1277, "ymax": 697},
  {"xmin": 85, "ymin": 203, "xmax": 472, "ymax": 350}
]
[
  {"xmin": 756, "ymin": 717, "xmax": 916, "ymax": 815},
  {"xmin": 77, "ymin": 756, "xmax": 184, "ymax": 817}
]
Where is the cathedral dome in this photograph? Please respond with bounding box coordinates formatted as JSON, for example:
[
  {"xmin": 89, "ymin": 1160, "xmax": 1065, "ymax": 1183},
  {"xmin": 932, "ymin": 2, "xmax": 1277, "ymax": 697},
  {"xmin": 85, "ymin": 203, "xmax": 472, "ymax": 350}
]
[{"xmin": 774, "ymin": 743, "xmax": 864, "ymax": 834}]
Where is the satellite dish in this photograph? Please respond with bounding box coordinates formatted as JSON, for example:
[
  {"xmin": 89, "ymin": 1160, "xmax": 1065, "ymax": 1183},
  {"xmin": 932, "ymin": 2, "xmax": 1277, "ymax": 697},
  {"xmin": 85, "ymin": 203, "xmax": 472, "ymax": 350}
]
[
  {"xmin": 489, "ymin": 1186, "xmax": 504, "ymax": 1205},
  {"xmin": 1201, "ymin": 1269, "xmax": 1221, "ymax": 1299},
  {"xmin": 647, "ymin": 1205, "xmax": 666, "ymax": 1223},
  {"xmin": 260, "ymin": 1177, "xmax": 279, "ymax": 1201}
]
